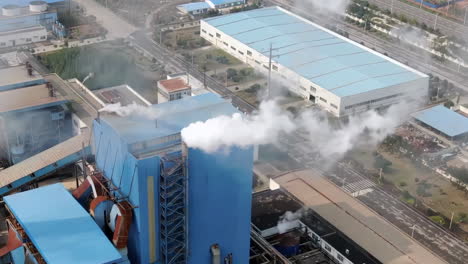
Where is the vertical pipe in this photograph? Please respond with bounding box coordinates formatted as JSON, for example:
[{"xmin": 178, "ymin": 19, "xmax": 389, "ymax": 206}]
[{"xmin": 267, "ymin": 43, "xmax": 272, "ymax": 100}]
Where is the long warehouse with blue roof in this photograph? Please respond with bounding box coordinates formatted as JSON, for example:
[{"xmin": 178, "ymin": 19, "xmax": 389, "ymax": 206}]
[{"xmin": 200, "ymin": 6, "xmax": 428, "ymax": 117}]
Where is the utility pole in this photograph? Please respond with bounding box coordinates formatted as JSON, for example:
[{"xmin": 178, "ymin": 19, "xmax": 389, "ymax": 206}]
[
  {"xmin": 378, "ymin": 168, "xmax": 383, "ymax": 183},
  {"xmin": 391, "ymin": 0, "xmax": 394, "ymax": 14},
  {"xmin": 449, "ymin": 211, "xmax": 455, "ymax": 230},
  {"xmin": 342, "ymin": 177, "xmax": 346, "ymax": 187},
  {"xmin": 267, "ymin": 42, "xmax": 272, "ymax": 100},
  {"xmin": 464, "ymin": 7, "xmax": 468, "ymax": 25},
  {"xmin": 446, "ymin": 0, "xmax": 450, "ymax": 16},
  {"xmin": 434, "ymin": 13, "xmax": 439, "ymax": 30},
  {"xmin": 419, "ymin": 0, "xmax": 423, "ymax": 9}
]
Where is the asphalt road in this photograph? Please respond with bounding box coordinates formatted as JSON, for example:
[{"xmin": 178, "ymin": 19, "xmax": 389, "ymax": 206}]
[{"xmin": 367, "ymin": 0, "xmax": 468, "ymax": 38}]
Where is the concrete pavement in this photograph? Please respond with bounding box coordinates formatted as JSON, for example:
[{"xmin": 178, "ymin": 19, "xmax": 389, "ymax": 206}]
[{"xmin": 73, "ymin": 0, "xmax": 136, "ymax": 39}]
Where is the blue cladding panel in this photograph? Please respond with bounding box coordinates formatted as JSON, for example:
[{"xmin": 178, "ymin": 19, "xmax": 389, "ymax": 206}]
[
  {"xmin": 411, "ymin": 105, "xmax": 468, "ymax": 137},
  {"xmin": 178, "ymin": 2, "xmax": 211, "ymax": 12},
  {"xmin": 204, "ymin": 7, "xmax": 425, "ymax": 97},
  {"xmin": 0, "ymin": 79, "xmax": 45, "ymax": 91},
  {"xmin": 4, "ymin": 184, "xmax": 123, "ymax": 264},
  {"xmin": 187, "ymin": 146, "xmax": 253, "ymax": 263}
]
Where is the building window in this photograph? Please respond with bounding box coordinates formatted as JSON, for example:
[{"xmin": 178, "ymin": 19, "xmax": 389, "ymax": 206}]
[
  {"xmin": 310, "ymin": 86, "xmax": 316, "ymax": 93},
  {"xmin": 40, "ymin": 36, "xmax": 46, "ymax": 40},
  {"xmin": 320, "ymin": 97, "xmax": 327, "ymax": 103},
  {"xmin": 337, "ymin": 254, "xmax": 344, "ymax": 262},
  {"xmin": 208, "ymin": 33, "xmax": 214, "ymax": 37},
  {"xmin": 272, "ymin": 65, "xmax": 278, "ymax": 71},
  {"xmin": 202, "ymin": 29, "xmax": 207, "ymax": 33},
  {"xmin": 344, "ymin": 93, "xmax": 403, "ymax": 110},
  {"xmin": 238, "ymin": 51, "xmax": 244, "ymax": 55},
  {"xmin": 324, "ymin": 244, "xmax": 331, "ymax": 252},
  {"xmin": 331, "ymin": 103, "xmax": 338, "ymax": 109},
  {"xmin": 300, "ymin": 86, "xmax": 307, "ymax": 91},
  {"xmin": 255, "ymin": 60, "xmax": 260, "ymax": 64},
  {"xmin": 216, "ymin": 33, "xmax": 221, "ymax": 38},
  {"xmin": 0, "ymin": 42, "xmax": 5, "ymax": 46},
  {"xmin": 231, "ymin": 46, "xmax": 236, "ymax": 51},
  {"xmin": 223, "ymin": 41, "xmax": 228, "ymax": 46},
  {"xmin": 263, "ymin": 65, "xmax": 269, "ymax": 70},
  {"xmin": 26, "ymin": 38, "xmax": 32, "ymax": 42},
  {"xmin": 247, "ymin": 50, "xmax": 252, "ymax": 56}
]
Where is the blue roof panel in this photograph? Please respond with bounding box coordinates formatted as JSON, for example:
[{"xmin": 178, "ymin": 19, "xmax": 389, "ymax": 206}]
[
  {"xmin": 411, "ymin": 105, "xmax": 468, "ymax": 137},
  {"xmin": 204, "ymin": 7, "xmax": 426, "ymax": 97},
  {"xmin": 4, "ymin": 184, "xmax": 123, "ymax": 264},
  {"xmin": 178, "ymin": 2, "xmax": 211, "ymax": 12},
  {"xmin": 102, "ymin": 93, "xmax": 239, "ymax": 144},
  {"xmin": 209, "ymin": 0, "xmax": 245, "ymax": 6}
]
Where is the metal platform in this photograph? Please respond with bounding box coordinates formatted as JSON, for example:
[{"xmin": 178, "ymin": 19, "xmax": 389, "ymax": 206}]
[{"xmin": 0, "ymin": 131, "xmax": 90, "ymax": 196}]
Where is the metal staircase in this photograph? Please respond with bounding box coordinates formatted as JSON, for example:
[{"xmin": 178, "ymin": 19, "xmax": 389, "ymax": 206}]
[{"xmin": 159, "ymin": 151, "xmax": 187, "ymax": 264}]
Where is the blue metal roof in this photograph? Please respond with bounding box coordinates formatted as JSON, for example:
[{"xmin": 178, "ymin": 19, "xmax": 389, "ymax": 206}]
[
  {"xmin": 204, "ymin": 7, "xmax": 426, "ymax": 97},
  {"xmin": 4, "ymin": 183, "xmax": 124, "ymax": 264},
  {"xmin": 178, "ymin": 2, "xmax": 211, "ymax": 12},
  {"xmin": 411, "ymin": 105, "xmax": 468, "ymax": 137},
  {"xmin": 209, "ymin": 0, "xmax": 244, "ymax": 5},
  {"xmin": 102, "ymin": 93, "xmax": 239, "ymax": 144},
  {"xmin": 0, "ymin": 0, "xmax": 63, "ymax": 7}
]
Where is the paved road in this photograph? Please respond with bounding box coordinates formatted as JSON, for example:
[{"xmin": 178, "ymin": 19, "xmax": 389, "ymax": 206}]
[
  {"xmin": 74, "ymin": 0, "xmax": 136, "ymax": 39},
  {"xmin": 367, "ymin": 0, "xmax": 468, "ymax": 38}
]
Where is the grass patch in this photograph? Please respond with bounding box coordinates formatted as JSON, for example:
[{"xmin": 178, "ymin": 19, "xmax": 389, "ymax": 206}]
[{"xmin": 38, "ymin": 43, "xmax": 153, "ymax": 90}]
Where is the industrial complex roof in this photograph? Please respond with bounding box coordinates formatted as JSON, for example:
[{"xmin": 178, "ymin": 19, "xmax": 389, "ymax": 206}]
[
  {"xmin": 178, "ymin": 2, "xmax": 211, "ymax": 12},
  {"xmin": 158, "ymin": 78, "xmax": 191, "ymax": 92},
  {"xmin": 0, "ymin": 66, "xmax": 43, "ymax": 90},
  {"xmin": 102, "ymin": 93, "xmax": 238, "ymax": 144},
  {"xmin": 94, "ymin": 84, "xmax": 151, "ymax": 107},
  {"xmin": 4, "ymin": 183, "xmax": 123, "ymax": 264},
  {"xmin": 411, "ymin": 105, "xmax": 468, "ymax": 137},
  {"xmin": 210, "ymin": 0, "xmax": 244, "ymax": 5},
  {"xmin": 203, "ymin": 6, "xmax": 426, "ymax": 97},
  {"xmin": 274, "ymin": 170, "xmax": 446, "ymax": 264},
  {"xmin": 0, "ymin": 84, "xmax": 66, "ymax": 113}
]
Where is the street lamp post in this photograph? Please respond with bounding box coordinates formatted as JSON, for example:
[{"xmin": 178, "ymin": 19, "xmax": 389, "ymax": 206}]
[
  {"xmin": 411, "ymin": 225, "xmax": 417, "ymax": 238},
  {"xmin": 464, "ymin": 7, "xmax": 468, "ymax": 25}
]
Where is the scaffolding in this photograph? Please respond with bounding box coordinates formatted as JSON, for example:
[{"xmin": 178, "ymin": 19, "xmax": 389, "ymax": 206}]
[{"xmin": 159, "ymin": 151, "xmax": 187, "ymax": 264}]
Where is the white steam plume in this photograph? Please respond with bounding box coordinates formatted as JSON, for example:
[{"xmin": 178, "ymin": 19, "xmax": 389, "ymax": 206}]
[
  {"xmin": 182, "ymin": 99, "xmax": 412, "ymax": 157},
  {"xmin": 99, "ymin": 102, "xmax": 160, "ymax": 119},
  {"xmin": 181, "ymin": 101, "xmax": 296, "ymax": 152},
  {"xmin": 277, "ymin": 209, "xmax": 306, "ymax": 234},
  {"xmin": 294, "ymin": 0, "xmax": 351, "ymax": 16}
]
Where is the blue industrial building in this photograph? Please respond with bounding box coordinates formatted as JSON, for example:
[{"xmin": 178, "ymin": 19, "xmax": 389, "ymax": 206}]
[
  {"xmin": 412, "ymin": 105, "xmax": 468, "ymax": 140},
  {"xmin": 93, "ymin": 93, "xmax": 253, "ymax": 263},
  {"xmin": 3, "ymin": 183, "xmax": 127, "ymax": 264}
]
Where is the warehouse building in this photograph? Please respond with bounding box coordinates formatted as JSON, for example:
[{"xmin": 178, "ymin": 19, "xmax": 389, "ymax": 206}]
[
  {"xmin": 412, "ymin": 105, "xmax": 468, "ymax": 141},
  {"xmin": 0, "ymin": 1, "xmax": 61, "ymax": 48},
  {"xmin": 178, "ymin": 0, "xmax": 245, "ymax": 16},
  {"xmin": 200, "ymin": 6, "xmax": 429, "ymax": 117}
]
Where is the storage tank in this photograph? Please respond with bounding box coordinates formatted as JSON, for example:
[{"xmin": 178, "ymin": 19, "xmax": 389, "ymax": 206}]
[
  {"xmin": 29, "ymin": 1, "xmax": 48, "ymax": 12},
  {"xmin": 2, "ymin": 5, "xmax": 21, "ymax": 16}
]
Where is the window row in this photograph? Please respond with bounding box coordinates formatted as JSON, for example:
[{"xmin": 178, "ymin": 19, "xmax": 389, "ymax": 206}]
[{"xmin": 344, "ymin": 93, "xmax": 403, "ymax": 110}]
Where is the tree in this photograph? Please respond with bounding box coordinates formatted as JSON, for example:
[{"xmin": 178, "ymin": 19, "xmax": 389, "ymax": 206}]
[
  {"xmin": 226, "ymin": 68, "xmax": 238, "ymax": 80},
  {"xmin": 457, "ymin": 212, "xmax": 468, "ymax": 223}
]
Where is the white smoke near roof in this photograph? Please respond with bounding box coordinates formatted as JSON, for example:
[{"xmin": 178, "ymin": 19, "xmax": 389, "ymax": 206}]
[
  {"xmin": 277, "ymin": 209, "xmax": 306, "ymax": 234},
  {"xmin": 99, "ymin": 102, "xmax": 160, "ymax": 119},
  {"xmin": 294, "ymin": 0, "xmax": 351, "ymax": 16},
  {"xmin": 182, "ymin": 99, "xmax": 412, "ymax": 157},
  {"xmin": 181, "ymin": 101, "xmax": 296, "ymax": 153}
]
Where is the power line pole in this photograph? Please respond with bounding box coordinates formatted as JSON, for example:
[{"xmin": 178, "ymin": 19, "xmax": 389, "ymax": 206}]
[
  {"xmin": 267, "ymin": 42, "xmax": 272, "ymax": 100},
  {"xmin": 449, "ymin": 211, "xmax": 455, "ymax": 230}
]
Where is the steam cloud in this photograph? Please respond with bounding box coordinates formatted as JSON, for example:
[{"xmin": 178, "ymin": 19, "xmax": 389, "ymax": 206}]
[
  {"xmin": 277, "ymin": 209, "xmax": 306, "ymax": 234},
  {"xmin": 294, "ymin": 0, "xmax": 351, "ymax": 16},
  {"xmin": 181, "ymin": 101, "xmax": 296, "ymax": 152},
  {"xmin": 181, "ymin": 100, "xmax": 411, "ymax": 159},
  {"xmin": 99, "ymin": 102, "xmax": 160, "ymax": 119}
]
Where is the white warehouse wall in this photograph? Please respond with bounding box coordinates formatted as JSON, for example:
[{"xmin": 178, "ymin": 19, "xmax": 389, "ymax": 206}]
[{"xmin": 0, "ymin": 27, "xmax": 47, "ymax": 48}]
